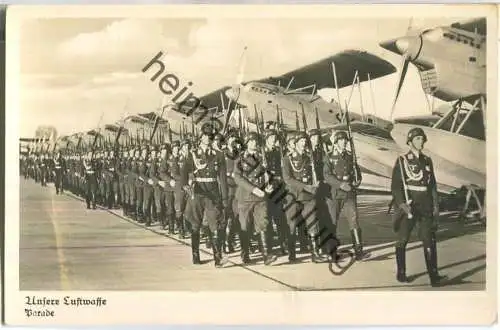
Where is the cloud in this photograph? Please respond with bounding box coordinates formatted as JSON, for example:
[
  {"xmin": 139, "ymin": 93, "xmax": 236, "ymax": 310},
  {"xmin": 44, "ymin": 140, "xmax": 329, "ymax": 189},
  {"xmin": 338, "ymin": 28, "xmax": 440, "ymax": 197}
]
[{"xmin": 56, "ymin": 19, "xmax": 181, "ymax": 75}]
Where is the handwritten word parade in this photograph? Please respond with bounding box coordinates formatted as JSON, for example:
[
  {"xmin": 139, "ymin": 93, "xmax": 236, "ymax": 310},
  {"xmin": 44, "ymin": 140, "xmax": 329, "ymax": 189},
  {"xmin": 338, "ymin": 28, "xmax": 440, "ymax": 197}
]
[{"xmin": 24, "ymin": 295, "xmax": 107, "ymax": 318}]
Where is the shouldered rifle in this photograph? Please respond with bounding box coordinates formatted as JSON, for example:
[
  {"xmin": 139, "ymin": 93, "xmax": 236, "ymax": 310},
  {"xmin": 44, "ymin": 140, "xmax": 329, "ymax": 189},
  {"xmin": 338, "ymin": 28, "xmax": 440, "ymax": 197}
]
[
  {"xmin": 344, "ymin": 101, "xmax": 362, "ymax": 187},
  {"xmin": 398, "ymin": 155, "xmax": 413, "ymax": 219},
  {"xmin": 300, "ymin": 103, "xmax": 318, "ymax": 186}
]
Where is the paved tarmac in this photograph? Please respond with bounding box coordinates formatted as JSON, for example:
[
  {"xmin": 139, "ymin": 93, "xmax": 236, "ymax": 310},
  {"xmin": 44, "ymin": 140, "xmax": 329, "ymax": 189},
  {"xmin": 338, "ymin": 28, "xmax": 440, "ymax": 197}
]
[{"xmin": 19, "ymin": 178, "xmax": 486, "ymax": 291}]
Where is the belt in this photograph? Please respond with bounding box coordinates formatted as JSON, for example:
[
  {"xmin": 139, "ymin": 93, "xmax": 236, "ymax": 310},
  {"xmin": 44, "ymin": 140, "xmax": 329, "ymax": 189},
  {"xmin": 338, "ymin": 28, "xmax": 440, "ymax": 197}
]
[
  {"xmin": 195, "ymin": 177, "xmax": 216, "ymax": 183},
  {"xmin": 407, "ymin": 185, "xmax": 427, "ymax": 192},
  {"xmin": 86, "ymin": 170, "xmax": 95, "ymax": 174},
  {"xmin": 109, "ymin": 168, "xmax": 115, "ymax": 171},
  {"xmin": 55, "ymin": 166, "xmax": 61, "ymax": 169}
]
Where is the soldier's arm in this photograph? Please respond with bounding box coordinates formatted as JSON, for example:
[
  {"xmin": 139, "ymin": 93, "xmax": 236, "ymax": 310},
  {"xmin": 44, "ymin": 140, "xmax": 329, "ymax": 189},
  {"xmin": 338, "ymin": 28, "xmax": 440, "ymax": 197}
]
[
  {"xmin": 322, "ymin": 161, "xmax": 342, "ymax": 189},
  {"xmin": 218, "ymin": 154, "xmax": 229, "ymax": 203},
  {"xmin": 428, "ymin": 158, "xmax": 439, "ymax": 210},
  {"xmin": 391, "ymin": 157, "xmax": 406, "ymax": 206},
  {"xmin": 158, "ymin": 160, "xmax": 172, "ymax": 181},
  {"xmin": 233, "ymin": 158, "xmax": 259, "ymax": 193}
]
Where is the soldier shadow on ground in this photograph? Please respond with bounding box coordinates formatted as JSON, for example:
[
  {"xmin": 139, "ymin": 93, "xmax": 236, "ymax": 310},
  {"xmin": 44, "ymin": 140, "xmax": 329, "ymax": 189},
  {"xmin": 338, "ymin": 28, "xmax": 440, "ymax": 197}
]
[
  {"xmin": 346, "ymin": 213, "xmax": 485, "ymax": 263},
  {"xmin": 404, "ymin": 254, "xmax": 486, "ymax": 285}
]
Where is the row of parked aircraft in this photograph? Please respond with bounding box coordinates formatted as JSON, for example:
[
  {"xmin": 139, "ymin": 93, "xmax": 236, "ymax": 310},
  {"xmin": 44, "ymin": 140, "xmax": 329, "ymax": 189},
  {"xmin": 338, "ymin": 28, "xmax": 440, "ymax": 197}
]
[{"xmin": 60, "ymin": 17, "xmax": 487, "ymax": 220}]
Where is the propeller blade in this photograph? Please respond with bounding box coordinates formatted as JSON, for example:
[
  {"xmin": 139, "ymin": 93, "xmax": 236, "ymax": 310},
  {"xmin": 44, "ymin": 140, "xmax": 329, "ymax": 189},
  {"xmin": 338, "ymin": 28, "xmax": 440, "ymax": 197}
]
[
  {"xmin": 236, "ymin": 46, "xmax": 248, "ymax": 85},
  {"xmin": 389, "ymin": 55, "xmax": 410, "ymax": 120}
]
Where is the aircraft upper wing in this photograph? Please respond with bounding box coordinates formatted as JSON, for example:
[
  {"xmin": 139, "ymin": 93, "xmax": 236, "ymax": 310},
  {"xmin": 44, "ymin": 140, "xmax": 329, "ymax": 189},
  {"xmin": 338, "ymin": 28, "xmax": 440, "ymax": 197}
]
[
  {"xmin": 177, "ymin": 85, "xmax": 234, "ymax": 113},
  {"xmin": 252, "ymin": 50, "xmax": 397, "ymax": 90},
  {"xmin": 450, "ymin": 17, "xmax": 486, "ymax": 36}
]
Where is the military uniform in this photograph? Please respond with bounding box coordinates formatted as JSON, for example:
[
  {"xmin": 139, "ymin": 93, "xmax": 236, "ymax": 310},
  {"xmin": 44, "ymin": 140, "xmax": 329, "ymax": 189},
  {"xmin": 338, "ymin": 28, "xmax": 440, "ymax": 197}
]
[
  {"xmin": 83, "ymin": 153, "xmax": 98, "ymax": 209},
  {"xmin": 223, "ymin": 134, "xmax": 242, "ymax": 253},
  {"xmin": 323, "ymin": 131, "xmax": 364, "ymax": 260},
  {"xmin": 184, "ymin": 131, "xmax": 228, "ymax": 267},
  {"xmin": 52, "ymin": 153, "xmax": 66, "ymax": 194},
  {"xmin": 282, "ymin": 132, "xmax": 329, "ymax": 263},
  {"xmin": 234, "ymin": 132, "xmax": 278, "ymax": 265},
  {"xmin": 391, "ymin": 127, "xmax": 446, "ymax": 287},
  {"xmin": 264, "ymin": 130, "xmax": 288, "ymax": 256}
]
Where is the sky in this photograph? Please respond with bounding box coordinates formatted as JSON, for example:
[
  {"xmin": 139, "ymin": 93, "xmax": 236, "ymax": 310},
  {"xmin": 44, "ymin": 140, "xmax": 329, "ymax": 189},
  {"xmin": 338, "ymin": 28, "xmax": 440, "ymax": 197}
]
[{"xmin": 19, "ymin": 16, "xmax": 465, "ymax": 137}]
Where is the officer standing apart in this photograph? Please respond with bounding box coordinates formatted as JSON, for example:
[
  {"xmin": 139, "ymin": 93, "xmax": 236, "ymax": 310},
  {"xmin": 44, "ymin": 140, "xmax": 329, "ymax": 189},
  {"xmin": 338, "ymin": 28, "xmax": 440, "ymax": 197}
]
[{"xmin": 391, "ymin": 127, "xmax": 447, "ymax": 287}]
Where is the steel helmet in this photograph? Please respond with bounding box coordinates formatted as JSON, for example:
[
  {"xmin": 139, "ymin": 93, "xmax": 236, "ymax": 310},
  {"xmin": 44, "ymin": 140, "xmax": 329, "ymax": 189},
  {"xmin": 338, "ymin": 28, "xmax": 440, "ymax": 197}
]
[
  {"xmin": 406, "ymin": 127, "xmax": 427, "ymax": 144},
  {"xmin": 333, "ymin": 131, "xmax": 348, "ymax": 143}
]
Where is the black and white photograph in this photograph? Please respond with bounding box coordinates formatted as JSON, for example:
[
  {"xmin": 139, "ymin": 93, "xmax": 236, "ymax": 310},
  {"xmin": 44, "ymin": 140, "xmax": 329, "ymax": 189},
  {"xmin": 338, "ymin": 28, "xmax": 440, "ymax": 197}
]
[{"xmin": 5, "ymin": 4, "xmax": 497, "ymax": 326}]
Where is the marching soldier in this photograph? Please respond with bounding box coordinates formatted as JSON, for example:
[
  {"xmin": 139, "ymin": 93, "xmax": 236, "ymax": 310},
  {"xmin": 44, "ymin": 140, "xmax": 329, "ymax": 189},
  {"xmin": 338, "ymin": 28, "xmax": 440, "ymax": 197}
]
[
  {"xmin": 177, "ymin": 139, "xmax": 192, "ymax": 238},
  {"xmin": 52, "ymin": 150, "xmax": 66, "ymax": 194},
  {"xmin": 147, "ymin": 146, "xmax": 161, "ymax": 226},
  {"xmin": 282, "ymin": 132, "xmax": 329, "ymax": 263},
  {"xmin": 264, "ymin": 129, "xmax": 288, "ymax": 256},
  {"xmin": 323, "ymin": 130, "xmax": 365, "ymax": 260},
  {"xmin": 222, "ymin": 131, "xmax": 242, "ymax": 253},
  {"xmin": 234, "ymin": 132, "xmax": 279, "ymax": 265},
  {"xmin": 83, "ymin": 151, "xmax": 98, "ymax": 209},
  {"xmin": 391, "ymin": 127, "xmax": 447, "ymax": 287},
  {"xmin": 126, "ymin": 148, "xmax": 138, "ymax": 219},
  {"xmin": 38, "ymin": 153, "xmax": 48, "ymax": 186},
  {"xmin": 183, "ymin": 128, "xmax": 229, "ymax": 267},
  {"xmin": 118, "ymin": 147, "xmax": 129, "ymax": 213},
  {"xmin": 137, "ymin": 146, "xmax": 150, "ymax": 224}
]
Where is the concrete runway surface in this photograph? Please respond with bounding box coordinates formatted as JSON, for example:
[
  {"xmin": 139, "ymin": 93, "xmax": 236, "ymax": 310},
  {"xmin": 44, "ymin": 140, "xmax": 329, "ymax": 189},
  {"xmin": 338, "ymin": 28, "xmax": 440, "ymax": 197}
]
[{"xmin": 19, "ymin": 179, "xmax": 486, "ymax": 291}]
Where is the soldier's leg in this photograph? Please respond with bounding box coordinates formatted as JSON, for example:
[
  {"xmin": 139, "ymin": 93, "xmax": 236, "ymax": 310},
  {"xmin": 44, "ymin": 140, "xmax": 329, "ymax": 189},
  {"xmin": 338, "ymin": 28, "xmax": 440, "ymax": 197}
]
[
  {"xmin": 343, "ymin": 193, "xmax": 365, "ymax": 260},
  {"xmin": 113, "ymin": 179, "xmax": 120, "ymax": 209},
  {"xmin": 205, "ymin": 197, "xmax": 228, "ymax": 268},
  {"xmin": 254, "ymin": 201, "xmax": 278, "ymax": 266},
  {"xmin": 135, "ymin": 186, "xmax": 144, "ymax": 222},
  {"xmin": 91, "ymin": 178, "xmax": 98, "ymax": 209},
  {"xmin": 143, "ymin": 187, "xmax": 153, "ymax": 225},
  {"xmin": 123, "ymin": 183, "xmax": 130, "ymax": 216},
  {"xmin": 394, "ymin": 214, "xmax": 416, "ymax": 282},
  {"xmin": 237, "ymin": 202, "xmax": 253, "ymax": 264},
  {"xmin": 154, "ymin": 188, "xmax": 163, "ymax": 227},
  {"xmin": 188, "ymin": 197, "xmax": 204, "ymax": 265},
  {"xmin": 85, "ymin": 178, "xmax": 91, "ymax": 209},
  {"xmin": 174, "ymin": 190, "xmax": 186, "ymax": 237},
  {"xmin": 270, "ymin": 200, "xmax": 288, "ymax": 255},
  {"xmin": 165, "ymin": 191, "xmax": 175, "ymax": 233},
  {"xmin": 419, "ymin": 215, "xmax": 447, "ymax": 287},
  {"xmin": 301, "ymin": 199, "xmax": 329, "ymax": 263}
]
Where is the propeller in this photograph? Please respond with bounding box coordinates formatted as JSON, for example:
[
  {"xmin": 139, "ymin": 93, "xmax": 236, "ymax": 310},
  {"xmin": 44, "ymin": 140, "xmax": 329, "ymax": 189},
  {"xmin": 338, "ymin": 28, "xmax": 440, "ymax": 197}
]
[
  {"xmin": 222, "ymin": 46, "xmax": 248, "ymax": 134},
  {"xmin": 380, "ymin": 18, "xmax": 425, "ymax": 120}
]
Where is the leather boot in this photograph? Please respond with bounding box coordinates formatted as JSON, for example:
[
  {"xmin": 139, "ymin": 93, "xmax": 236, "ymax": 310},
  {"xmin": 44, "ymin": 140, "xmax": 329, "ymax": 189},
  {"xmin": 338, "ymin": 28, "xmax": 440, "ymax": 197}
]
[
  {"xmin": 204, "ymin": 227, "xmax": 212, "ymax": 249},
  {"xmin": 191, "ymin": 230, "xmax": 201, "ymax": 264},
  {"xmin": 351, "ymin": 228, "xmax": 365, "ymax": 260},
  {"xmin": 212, "ymin": 230, "xmax": 228, "ymax": 268},
  {"xmin": 259, "ymin": 231, "xmax": 278, "ymax": 265},
  {"xmin": 310, "ymin": 236, "xmax": 329, "ymax": 263},
  {"xmin": 287, "ymin": 233, "xmax": 297, "ymax": 263},
  {"xmin": 177, "ymin": 216, "xmax": 186, "ymax": 238},
  {"xmin": 424, "ymin": 245, "xmax": 447, "ymax": 287},
  {"xmin": 298, "ymin": 226, "xmax": 309, "ymax": 253},
  {"xmin": 226, "ymin": 218, "xmax": 236, "ymax": 253},
  {"xmin": 123, "ymin": 203, "xmax": 129, "ymax": 216},
  {"xmin": 167, "ymin": 215, "xmax": 175, "ymax": 234},
  {"xmin": 239, "ymin": 230, "xmax": 251, "ymax": 264},
  {"xmin": 395, "ymin": 246, "xmax": 409, "ymax": 283}
]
